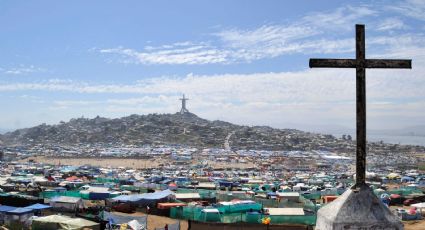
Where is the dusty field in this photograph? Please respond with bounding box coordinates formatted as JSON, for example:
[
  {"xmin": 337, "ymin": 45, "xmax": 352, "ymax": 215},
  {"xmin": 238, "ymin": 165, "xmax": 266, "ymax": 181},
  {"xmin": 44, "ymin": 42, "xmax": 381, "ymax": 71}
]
[
  {"xmin": 22, "ymin": 156, "xmax": 167, "ymax": 169},
  {"xmin": 20, "ymin": 156, "xmax": 255, "ymax": 169},
  {"xmin": 207, "ymin": 160, "xmax": 255, "ymax": 169}
]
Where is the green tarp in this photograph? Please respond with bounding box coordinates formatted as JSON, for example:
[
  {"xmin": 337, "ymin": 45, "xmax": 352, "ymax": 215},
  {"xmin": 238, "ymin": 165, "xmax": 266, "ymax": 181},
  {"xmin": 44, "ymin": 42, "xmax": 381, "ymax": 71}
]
[
  {"xmin": 170, "ymin": 206, "xmax": 316, "ymax": 225},
  {"xmin": 41, "ymin": 191, "xmax": 81, "ymax": 199}
]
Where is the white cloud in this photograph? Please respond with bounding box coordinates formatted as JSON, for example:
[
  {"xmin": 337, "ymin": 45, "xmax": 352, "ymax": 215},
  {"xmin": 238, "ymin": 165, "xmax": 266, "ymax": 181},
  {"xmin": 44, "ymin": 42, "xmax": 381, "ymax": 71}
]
[
  {"xmin": 376, "ymin": 18, "xmax": 405, "ymax": 31},
  {"xmin": 95, "ymin": 3, "xmax": 425, "ymax": 65},
  {"xmin": 387, "ymin": 0, "xmax": 425, "ymax": 21},
  {"xmin": 17, "ymin": 94, "xmax": 45, "ymax": 104},
  {"xmin": 54, "ymin": 100, "xmax": 102, "ymax": 107},
  {"xmin": 97, "ymin": 25, "xmax": 356, "ymax": 65},
  {"xmin": 1, "ymin": 60, "xmax": 423, "ymax": 129},
  {"xmin": 302, "ymin": 5, "xmax": 378, "ymax": 30},
  {"xmin": 215, "ymin": 26, "xmax": 354, "ymax": 60},
  {"xmin": 0, "ymin": 65, "xmax": 422, "ymax": 101},
  {"xmin": 215, "ymin": 25, "xmax": 318, "ymax": 49},
  {"xmin": 99, "ymin": 43, "xmax": 229, "ymax": 65},
  {"xmin": 106, "ymin": 95, "xmax": 171, "ymax": 105},
  {"xmin": 1, "ymin": 65, "xmax": 46, "ymax": 75}
]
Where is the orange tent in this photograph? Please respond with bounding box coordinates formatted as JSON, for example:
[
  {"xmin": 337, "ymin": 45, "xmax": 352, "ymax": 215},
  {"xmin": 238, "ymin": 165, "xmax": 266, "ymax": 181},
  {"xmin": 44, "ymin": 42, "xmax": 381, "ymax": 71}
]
[
  {"xmin": 66, "ymin": 176, "xmax": 79, "ymax": 181},
  {"xmin": 157, "ymin": 203, "xmax": 187, "ymax": 209}
]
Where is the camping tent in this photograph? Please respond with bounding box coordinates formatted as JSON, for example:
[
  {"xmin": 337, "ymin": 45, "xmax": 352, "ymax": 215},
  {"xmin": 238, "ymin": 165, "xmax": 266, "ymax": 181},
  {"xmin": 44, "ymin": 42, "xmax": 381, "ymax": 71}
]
[
  {"xmin": 411, "ymin": 202, "xmax": 425, "ymax": 212},
  {"xmin": 401, "ymin": 176, "xmax": 415, "ymax": 183},
  {"xmin": 25, "ymin": 203, "xmax": 52, "ymax": 210},
  {"xmin": 50, "ymin": 196, "xmax": 84, "ymax": 212},
  {"xmin": 112, "ymin": 189, "xmax": 174, "ymax": 207},
  {"xmin": 102, "ymin": 211, "xmax": 147, "ymax": 227},
  {"xmin": 387, "ymin": 173, "xmax": 401, "ymax": 180},
  {"xmin": 200, "ymin": 208, "xmax": 221, "ymax": 222},
  {"xmin": 4, "ymin": 208, "xmax": 34, "ymax": 228},
  {"xmin": 175, "ymin": 193, "xmax": 200, "ymax": 201},
  {"xmin": 0, "ymin": 205, "xmax": 16, "ymax": 223},
  {"xmin": 25, "ymin": 203, "xmax": 52, "ymax": 216},
  {"xmin": 32, "ymin": 215, "xmax": 100, "ymax": 230}
]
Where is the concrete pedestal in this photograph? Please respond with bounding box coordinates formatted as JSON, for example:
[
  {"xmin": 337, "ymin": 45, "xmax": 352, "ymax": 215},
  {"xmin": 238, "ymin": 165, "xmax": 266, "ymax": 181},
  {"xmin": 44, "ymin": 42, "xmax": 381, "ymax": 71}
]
[{"xmin": 315, "ymin": 184, "xmax": 403, "ymax": 230}]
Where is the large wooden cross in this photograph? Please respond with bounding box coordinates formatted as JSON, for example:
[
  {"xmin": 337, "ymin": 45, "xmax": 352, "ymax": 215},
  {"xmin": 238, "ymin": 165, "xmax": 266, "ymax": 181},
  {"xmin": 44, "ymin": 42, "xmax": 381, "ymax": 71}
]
[{"xmin": 309, "ymin": 24, "xmax": 411, "ymax": 187}]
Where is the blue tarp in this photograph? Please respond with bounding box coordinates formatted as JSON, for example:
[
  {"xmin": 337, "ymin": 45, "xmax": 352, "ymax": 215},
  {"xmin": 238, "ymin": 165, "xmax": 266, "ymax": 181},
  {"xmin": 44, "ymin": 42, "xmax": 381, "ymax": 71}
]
[
  {"xmin": 401, "ymin": 176, "xmax": 415, "ymax": 182},
  {"xmin": 113, "ymin": 189, "xmax": 174, "ymax": 202},
  {"xmin": 60, "ymin": 166, "xmax": 78, "ymax": 172},
  {"xmin": 0, "ymin": 205, "xmax": 16, "ymax": 212},
  {"xmin": 25, "ymin": 203, "xmax": 52, "ymax": 210},
  {"xmin": 102, "ymin": 211, "xmax": 147, "ymax": 226},
  {"xmin": 52, "ymin": 187, "xmax": 67, "ymax": 192},
  {"xmin": 112, "ymin": 189, "xmax": 174, "ymax": 207},
  {"xmin": 89, "ymin": 193, "xmax": 110, "ymax": 200},
  {"xmin": 219, "ymin": 181, "xmax": 233, "ymax": 187},
  {"xmin": 5, "ymin": 208, "xmax": 34, "ymax": 214}
]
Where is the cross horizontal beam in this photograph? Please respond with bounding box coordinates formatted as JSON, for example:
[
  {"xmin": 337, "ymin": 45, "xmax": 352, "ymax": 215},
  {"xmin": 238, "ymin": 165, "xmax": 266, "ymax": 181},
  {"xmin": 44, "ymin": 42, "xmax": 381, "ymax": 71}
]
[{"xmin": 309, "ymin": 58, "xmax": 412, "ymax": 69}]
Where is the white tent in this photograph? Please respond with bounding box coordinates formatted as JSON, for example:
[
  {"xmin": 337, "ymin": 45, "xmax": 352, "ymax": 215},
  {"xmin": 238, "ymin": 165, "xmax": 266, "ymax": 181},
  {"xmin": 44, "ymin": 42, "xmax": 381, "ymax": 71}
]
[
  {"xmin": 32, "ymin": 215, "xmax": 99, "ymax": 230},
  {"xmin": 49, "ymin": 196, "xmax": 84, "ymax": 212},
  {"xmin": 411, "ymin": 202, "xmax": 425, "ymax": 212}
]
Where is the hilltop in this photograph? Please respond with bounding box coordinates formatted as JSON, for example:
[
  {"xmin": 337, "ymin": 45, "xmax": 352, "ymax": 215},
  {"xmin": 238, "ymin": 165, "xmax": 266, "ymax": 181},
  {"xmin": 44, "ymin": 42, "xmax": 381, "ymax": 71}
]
[{"xmin": 0, "ymin": 112, "xmax": 343, "ymax": 151}]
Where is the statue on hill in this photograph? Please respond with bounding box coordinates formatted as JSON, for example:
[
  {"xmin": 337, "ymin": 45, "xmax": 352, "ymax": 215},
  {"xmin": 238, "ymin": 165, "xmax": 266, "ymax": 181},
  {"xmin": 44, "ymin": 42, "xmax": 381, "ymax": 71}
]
[{"xmin": 180, "ymin": 94, "xmax": 189, "ymax": 114}]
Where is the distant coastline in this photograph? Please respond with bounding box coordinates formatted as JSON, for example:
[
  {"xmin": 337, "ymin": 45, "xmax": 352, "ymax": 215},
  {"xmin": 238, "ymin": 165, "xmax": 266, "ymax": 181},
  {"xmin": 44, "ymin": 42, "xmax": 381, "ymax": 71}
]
[{"xmin": 333, "ymin": 133, "xmax": 425, "ymax": 147}]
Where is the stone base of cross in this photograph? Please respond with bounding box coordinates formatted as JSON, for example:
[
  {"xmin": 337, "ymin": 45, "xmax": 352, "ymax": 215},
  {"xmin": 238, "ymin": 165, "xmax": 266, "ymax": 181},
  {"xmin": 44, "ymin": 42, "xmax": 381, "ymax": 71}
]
[
  {"xmin": 315, "ymin": 184, "xmax": 403, "ymax": 229},
  {"xmin": 310, "ymin": 24, "xmax": 410, "ymax": 229}
]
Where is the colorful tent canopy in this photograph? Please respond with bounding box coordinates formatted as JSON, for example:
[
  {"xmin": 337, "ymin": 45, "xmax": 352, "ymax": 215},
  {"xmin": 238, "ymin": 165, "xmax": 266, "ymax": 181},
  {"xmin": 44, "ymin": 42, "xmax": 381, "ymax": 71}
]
[
  {"xmin": 157, "ymin": 203, "xmax": 187, "ymax": 209},
  {"xmin": 32, "ymin": 215, "xmax": 99, "ymax": 230},
  {"xmin": 5, "ymin": 207, "xmax": 34, "ymax": 214},
  {"xmin": 112, "ymin": 189, "xmax": 174, "ymax": 202},
  {"xmin": 101, "ymin": 211, "xmax": 147, "ymax": 225},
  {"xmin": 25, "ymin": 203, "xmax": 52, "ymax": 210},
  {"xmin": 0, "ymin": 205, "xmax": 16, "ymax": 212},
  {"xmin": 50, "ymin": 196, "xmax": 82, "ymax": 204}
]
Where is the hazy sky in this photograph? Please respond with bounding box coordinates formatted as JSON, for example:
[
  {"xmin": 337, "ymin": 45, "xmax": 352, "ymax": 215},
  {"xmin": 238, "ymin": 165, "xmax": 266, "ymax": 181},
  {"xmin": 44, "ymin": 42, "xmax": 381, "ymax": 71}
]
[{"xmin": 0, "ymin": 0, "xmax": 424, "ymax": 132}]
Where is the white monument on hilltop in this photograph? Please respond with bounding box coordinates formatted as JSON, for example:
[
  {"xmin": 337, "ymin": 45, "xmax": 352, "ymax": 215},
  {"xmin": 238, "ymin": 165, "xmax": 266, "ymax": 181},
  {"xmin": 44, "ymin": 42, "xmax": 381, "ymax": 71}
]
[{"xmin": 179, "ymin": 94, "xmax": 189, "ymax": 114}]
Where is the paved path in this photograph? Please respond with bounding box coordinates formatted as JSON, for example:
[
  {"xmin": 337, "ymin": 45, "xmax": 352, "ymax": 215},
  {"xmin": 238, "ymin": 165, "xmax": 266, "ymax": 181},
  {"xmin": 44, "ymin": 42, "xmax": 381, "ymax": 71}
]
[{"xmin": 224, "ymin": 131, "xmax": 235, "ymax": 150}]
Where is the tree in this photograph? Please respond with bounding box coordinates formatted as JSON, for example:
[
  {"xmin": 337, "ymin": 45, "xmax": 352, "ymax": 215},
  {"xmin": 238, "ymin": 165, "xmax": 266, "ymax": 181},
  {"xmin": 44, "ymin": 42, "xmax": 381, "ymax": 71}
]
[{"xmin": 347, "ymin": 135, "xmax": 352, "ymax": 141}]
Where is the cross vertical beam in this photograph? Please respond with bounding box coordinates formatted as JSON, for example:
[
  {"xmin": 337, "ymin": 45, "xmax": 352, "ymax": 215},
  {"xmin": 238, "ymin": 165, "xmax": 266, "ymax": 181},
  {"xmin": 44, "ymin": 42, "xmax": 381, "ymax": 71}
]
[{"xmin": 356, "ymin": 25, "xmax": 366, "ymax": 186}]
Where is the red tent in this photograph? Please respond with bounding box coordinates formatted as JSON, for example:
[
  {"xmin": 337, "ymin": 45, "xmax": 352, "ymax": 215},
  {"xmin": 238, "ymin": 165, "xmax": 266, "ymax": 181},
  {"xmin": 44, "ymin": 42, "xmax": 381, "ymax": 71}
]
[{"xmin": 390, "ymin": 194, "xmax": 401, "ymax": 199}]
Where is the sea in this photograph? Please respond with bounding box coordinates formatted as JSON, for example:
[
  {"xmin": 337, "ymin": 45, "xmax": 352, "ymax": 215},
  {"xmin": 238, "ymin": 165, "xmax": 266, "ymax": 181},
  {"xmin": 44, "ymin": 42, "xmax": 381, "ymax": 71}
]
[{"xmin": 333, "ymin": 133, "xmax": 425, "ymax": 147}]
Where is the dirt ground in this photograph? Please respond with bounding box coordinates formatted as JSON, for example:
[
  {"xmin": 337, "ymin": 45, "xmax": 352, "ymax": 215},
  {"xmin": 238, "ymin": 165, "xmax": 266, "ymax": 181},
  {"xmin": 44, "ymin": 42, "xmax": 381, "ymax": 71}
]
[
  {"xmin": 403, "ymin": 219, "xmax": 425, "ymax": 230},
  {"xmin": 21, "ymin": 156, "xmax": 166, "ymax": 169},
  {"xmin": 20, "ymin": 156, "xmax": 255, "ymax": 169},
  {"xmin": 117, "ymin": 212, "xmax": 425, "ymax": 230},
  {"xmin": 121, "ymin": 214, "xmax": 425, "ymax": 230},
  {"xmin": 391, "ymin": 206, "xmax": 425, "ymax": 230}
]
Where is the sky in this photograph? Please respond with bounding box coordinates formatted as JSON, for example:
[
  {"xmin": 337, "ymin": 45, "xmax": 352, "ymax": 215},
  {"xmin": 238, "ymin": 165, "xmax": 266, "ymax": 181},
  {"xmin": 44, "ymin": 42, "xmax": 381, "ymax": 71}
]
[{"xmin": 0, "ymin": 0, "xmax": 424, "ymax": 133}]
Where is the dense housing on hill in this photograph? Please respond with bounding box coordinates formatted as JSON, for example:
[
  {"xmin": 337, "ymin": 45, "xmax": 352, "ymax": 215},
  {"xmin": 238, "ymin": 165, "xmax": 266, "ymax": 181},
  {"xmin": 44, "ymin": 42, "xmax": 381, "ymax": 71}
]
[{"xmin": 0, "ymin": 113, "xmax": 424, "ymax": 155}]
